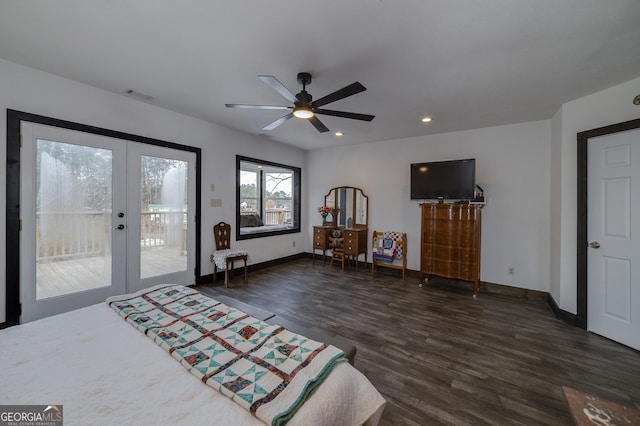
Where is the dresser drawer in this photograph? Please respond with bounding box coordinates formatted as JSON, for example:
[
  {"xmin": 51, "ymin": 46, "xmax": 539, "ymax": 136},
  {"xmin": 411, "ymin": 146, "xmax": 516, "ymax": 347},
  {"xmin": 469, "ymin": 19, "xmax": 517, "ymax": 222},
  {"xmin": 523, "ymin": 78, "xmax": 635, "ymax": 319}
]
[
  {"xmin": 344, "ymin": 244, "xmax": 357, "ymax": 254},
  {"xmin": 420, "ymin": 204, "xmax": 482, "ymax": 292}
]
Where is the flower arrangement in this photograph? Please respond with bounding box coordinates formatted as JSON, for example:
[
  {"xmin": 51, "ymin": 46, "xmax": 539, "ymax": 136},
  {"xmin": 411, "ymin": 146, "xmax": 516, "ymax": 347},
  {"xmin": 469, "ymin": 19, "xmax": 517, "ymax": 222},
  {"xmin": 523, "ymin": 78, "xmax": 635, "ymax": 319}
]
[
  {"xmin": 317, "ymin": 206, "xmax": 332, "ymax": 217},
  {"xmin": 318, "ymin": 206, "xmax": 332, "ymax": 225}
]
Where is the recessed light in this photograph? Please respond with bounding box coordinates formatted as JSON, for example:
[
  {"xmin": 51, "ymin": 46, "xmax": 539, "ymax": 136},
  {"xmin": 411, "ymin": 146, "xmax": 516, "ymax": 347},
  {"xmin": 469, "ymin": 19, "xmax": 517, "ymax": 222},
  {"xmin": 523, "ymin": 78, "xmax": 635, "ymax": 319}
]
[
  {"xmin": 421, "ymin": 116, "xmax": 432, "ymax": 123},
  {"xmin": 335, "ymin": 131, "xmax": 344, "ymax": 136}
]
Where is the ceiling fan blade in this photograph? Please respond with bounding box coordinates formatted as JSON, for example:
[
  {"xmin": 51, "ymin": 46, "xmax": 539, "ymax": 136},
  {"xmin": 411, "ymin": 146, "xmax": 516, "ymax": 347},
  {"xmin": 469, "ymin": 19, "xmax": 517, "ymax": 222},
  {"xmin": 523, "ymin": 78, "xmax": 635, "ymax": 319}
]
[
  {"xmin": 315, "ymin": 108, "xmax": 375, "ymax": 122},
  {"xmin": 263, "ymin": 113, "xmax": 294, "ymax": 130},
  {"xmin": 308, "ymin": 115, "xmax": 330, "ymax": 133},
  {"xmin": 312, "ymin": 82, "xmax": 367, "ymax": 108},
  {"xmin": 259, "ymin": 75, "xmax": 298, "ymax": 103},
  {"xmin": 226, "ymin": 104, "xmax": 293, "ymax": 110}
]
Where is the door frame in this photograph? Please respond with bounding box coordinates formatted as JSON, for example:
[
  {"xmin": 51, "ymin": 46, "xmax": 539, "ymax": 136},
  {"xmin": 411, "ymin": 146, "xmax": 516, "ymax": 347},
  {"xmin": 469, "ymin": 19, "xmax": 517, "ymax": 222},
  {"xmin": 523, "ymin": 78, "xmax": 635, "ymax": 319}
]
[
  {"xmin": 5, "ymin": 109, "xmax": 202, "ymax": 327},
  {"xmin": 576, "ymin": 116, "xmax": 640, "ymax": 330}
]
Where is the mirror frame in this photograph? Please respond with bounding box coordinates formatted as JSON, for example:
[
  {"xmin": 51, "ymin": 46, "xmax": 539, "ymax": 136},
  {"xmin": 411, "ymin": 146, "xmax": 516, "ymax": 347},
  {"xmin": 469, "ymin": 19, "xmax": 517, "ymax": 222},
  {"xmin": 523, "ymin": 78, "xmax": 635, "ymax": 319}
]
[{"xmin": 324, "ymin": 186, "xmax": 368, "ymax": 228}]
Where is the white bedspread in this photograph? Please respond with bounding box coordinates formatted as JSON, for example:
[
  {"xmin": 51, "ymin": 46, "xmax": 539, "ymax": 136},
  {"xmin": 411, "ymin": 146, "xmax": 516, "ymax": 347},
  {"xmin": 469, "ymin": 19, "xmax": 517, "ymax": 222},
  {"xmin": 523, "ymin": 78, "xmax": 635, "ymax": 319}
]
[{"xmin": 0, "ymin": 303, "xmax": 385, "ymax": 425}]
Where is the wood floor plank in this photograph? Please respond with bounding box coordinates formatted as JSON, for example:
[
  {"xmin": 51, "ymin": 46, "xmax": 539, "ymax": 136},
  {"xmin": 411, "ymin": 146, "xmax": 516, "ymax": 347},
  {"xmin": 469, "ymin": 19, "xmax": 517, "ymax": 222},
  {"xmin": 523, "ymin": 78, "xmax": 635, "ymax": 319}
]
[{"xmin": 197, "ymin": 258, "xmax": 640, "ymax": 425}]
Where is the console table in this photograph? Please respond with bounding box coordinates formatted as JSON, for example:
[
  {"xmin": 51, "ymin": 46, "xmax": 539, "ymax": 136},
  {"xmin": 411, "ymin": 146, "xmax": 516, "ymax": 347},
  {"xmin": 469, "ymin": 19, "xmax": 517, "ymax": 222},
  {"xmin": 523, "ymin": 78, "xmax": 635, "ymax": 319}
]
[{"xmin": 420, "ymin": 203, "xmax": 482, "ymax": 297}]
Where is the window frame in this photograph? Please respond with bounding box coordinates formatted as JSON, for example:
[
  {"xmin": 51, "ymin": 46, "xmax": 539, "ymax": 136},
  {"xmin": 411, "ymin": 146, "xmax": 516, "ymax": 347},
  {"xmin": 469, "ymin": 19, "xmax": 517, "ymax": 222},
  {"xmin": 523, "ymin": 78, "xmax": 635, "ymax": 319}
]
[{"xmin": 236, "ymin": 155, "xmax": 301, "ymax": 240}]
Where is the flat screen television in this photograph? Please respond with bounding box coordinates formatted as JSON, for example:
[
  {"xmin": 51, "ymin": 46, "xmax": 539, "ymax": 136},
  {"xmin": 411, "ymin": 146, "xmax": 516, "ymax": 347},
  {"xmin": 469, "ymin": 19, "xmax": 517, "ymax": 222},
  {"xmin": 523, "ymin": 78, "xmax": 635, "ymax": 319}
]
[{"xmin": 410, "ymin": 158, "xmax": 476, "ymax": 200}]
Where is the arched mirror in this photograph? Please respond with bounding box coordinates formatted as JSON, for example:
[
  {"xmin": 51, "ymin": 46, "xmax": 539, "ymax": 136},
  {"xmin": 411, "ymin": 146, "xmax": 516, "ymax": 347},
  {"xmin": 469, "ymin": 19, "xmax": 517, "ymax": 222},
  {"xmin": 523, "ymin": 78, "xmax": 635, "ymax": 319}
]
[{"xmin": 324, "ymin": 186, "xmax": 368, "ymax": 228}]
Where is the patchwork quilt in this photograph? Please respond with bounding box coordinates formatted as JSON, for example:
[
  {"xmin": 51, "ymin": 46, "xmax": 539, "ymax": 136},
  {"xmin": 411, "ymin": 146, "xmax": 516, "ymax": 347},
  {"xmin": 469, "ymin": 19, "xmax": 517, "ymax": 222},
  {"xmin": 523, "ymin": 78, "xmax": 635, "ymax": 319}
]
[
  {"xmin": 107, "ymin": 285, "xmax": 345, "ymax": 426},
  {"xmin": 373, "ymin": 232, "xmax": 405, "ymax": 264}
]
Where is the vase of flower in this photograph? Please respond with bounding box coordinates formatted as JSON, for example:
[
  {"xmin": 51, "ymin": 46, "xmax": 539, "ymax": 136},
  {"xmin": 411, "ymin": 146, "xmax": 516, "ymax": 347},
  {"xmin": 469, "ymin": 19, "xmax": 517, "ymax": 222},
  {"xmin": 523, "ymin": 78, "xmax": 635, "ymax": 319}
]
[{"xmin": 317, "ymin": 206, "xmax": 331, "ymax": 226}]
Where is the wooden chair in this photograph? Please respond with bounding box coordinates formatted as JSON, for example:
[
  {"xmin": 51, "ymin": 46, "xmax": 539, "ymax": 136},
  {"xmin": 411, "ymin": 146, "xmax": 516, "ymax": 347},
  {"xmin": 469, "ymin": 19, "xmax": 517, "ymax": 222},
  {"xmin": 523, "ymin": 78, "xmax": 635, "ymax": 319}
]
[
  {"xmin": 212, "ymin": 222, "xmax": 249, "ymax": 288},
  {"xmin": 329, "ymin": 229, "xmax": 346, "ymax": 270},
  {"xmin": 371, "ymin": 231, "xmax": 407, "ymax": 280}
]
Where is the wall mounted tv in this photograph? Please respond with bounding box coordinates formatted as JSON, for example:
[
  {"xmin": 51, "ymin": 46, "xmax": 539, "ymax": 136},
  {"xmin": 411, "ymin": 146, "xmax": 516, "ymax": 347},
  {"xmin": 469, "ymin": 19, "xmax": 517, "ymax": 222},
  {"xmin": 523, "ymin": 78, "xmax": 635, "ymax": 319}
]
[{"xmin": 410, "ymin": 158, "xmax": 476, "ymax": 200}]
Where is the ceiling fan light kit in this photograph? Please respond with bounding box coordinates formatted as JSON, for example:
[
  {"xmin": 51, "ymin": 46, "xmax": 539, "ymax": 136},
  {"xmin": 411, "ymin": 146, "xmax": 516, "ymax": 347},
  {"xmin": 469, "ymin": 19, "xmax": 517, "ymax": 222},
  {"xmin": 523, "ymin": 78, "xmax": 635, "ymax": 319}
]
[
  {"xmin": 293, "ymin": 106, "xmax": 314, "ymax": 119},
  {"xmin": 226, "ymin": 72, "xmax": 374, "ymax": 133}
]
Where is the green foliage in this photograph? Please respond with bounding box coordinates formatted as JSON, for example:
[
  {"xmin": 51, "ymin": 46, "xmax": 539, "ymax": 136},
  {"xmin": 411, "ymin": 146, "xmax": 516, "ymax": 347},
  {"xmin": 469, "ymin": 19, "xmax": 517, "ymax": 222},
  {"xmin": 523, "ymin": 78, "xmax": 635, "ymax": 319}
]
[{"xmin": 240, "ymin": 183, "xmax": 257, "ymax": 198}]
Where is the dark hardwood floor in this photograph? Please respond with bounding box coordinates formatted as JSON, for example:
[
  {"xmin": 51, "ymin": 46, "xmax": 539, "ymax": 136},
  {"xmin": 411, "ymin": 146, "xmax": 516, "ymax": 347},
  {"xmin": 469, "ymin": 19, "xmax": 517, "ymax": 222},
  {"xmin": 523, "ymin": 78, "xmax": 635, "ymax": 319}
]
[{"xmin": 197, "ymin": 258, "xmax": 640, "ymax": 425}]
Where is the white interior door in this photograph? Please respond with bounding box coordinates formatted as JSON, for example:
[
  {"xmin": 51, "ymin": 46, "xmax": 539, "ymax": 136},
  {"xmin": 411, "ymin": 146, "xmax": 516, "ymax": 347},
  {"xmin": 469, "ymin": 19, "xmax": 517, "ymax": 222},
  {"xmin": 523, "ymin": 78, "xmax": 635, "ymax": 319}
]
[
  {"xmin": 20, "ymin": 123, "xmax": 197, "ymax": 323},
  {"xmin": 587, "ymin": 127, "xmax": 640, "ymax": 350},
  {"xmin": 20, "ymin": 123, "xmax": 128, "ymax": 323}
]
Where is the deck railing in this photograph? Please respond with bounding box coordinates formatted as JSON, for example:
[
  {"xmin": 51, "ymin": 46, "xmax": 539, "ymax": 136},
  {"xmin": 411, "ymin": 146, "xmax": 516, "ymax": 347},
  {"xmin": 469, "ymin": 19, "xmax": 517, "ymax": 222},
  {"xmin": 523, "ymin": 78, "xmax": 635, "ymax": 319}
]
[
  {"xmin": 36, "ymin": 210, "xmax": 186, "ymax": 261},
  {"xmin": 36, "ymin": 211, "xmax": 109, "ymax": 261}
]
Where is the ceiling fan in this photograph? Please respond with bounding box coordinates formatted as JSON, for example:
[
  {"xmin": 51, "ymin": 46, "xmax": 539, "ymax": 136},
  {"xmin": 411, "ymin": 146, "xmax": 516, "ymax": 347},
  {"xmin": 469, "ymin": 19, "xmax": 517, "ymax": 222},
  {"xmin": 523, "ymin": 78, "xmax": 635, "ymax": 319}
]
[{"xmin": 225, "ymin": 72, "xmax": 374, "ymax": 133}]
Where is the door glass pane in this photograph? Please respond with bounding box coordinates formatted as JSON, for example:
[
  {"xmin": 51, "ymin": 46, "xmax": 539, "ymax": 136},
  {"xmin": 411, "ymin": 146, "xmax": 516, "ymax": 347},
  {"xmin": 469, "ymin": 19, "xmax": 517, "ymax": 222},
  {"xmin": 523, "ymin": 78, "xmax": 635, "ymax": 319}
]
[
  {"xmin": 140, "ymin": 156, "xmax": 188, "ymax": 278},
  {"xmin": 36, "ymin": 140, "xmax": 113, "ymax": 300}
]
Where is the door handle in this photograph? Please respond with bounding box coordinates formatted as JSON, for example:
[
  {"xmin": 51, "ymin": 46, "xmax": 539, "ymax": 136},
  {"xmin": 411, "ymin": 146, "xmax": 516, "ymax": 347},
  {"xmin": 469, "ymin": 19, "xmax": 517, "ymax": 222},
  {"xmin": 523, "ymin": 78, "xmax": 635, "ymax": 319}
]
[
  {"xmin": 113, "ymin": 224, "xmax": 126, "ymax": 231},
  {"xmin": 588, "ymin": 241, "xmax": 600, "ymax": 249}
]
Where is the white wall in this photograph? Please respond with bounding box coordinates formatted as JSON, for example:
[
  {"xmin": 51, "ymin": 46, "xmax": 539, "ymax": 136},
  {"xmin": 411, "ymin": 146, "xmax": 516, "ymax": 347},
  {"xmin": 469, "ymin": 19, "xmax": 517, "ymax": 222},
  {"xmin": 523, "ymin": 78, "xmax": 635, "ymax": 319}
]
[
  {"xmin": 550, "ymin": 75, "xmax": 640, "ymax": 314},
  {"xmin": 307, "ymin": 120, "xmax": 552, "ymax": 292},
  {"xmin": 0, "ymin": 58, "xmax": 306, "ymax": 323},
  {"xmin": 3, "ymin": 55, "xmax": 638, "ymax": 324},
  {"xmin": 549, "ymin": 108, "xmax": 563, "ymax": 303}
]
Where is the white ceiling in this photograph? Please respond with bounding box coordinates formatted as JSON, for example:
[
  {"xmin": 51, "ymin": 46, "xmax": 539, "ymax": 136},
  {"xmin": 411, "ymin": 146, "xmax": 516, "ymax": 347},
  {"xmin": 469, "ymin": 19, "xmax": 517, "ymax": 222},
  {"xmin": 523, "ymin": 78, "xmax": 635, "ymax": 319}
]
[{"xmin": 1, "ymin": 0, "xmax": 640, "ymax": 150}]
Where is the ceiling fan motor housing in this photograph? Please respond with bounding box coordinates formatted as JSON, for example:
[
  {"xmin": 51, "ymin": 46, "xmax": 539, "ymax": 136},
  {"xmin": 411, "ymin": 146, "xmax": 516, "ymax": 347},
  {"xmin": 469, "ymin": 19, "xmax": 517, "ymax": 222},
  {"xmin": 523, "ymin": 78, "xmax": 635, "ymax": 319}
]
[{"xmin": 295, "ymin": 90, "xmax": 312, "ymax": 106}]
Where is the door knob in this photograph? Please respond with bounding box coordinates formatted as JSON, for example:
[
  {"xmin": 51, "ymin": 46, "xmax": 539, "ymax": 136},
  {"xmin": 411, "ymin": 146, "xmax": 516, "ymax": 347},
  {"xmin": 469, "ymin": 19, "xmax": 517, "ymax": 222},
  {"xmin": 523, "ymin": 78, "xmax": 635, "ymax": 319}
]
[{"xmin": 588, "ymin": 241, "xmax": 600, "ymax": 249}]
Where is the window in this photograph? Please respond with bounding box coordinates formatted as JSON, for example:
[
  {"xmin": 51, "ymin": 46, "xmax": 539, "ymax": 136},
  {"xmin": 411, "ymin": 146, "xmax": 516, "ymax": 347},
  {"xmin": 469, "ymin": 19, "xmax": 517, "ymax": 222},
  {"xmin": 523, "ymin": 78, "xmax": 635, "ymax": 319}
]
[{"xmin": 236, "ymin": 156, "xmax": 301, "ymax": 239}]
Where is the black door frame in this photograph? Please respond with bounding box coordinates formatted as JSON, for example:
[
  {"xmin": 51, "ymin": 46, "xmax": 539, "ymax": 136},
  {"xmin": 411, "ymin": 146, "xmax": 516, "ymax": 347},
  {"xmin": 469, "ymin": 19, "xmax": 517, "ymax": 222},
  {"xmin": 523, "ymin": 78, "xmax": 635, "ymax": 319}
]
[{"xmin": 5, "ymin": 109, "xmax": 202, "ymax": 327}]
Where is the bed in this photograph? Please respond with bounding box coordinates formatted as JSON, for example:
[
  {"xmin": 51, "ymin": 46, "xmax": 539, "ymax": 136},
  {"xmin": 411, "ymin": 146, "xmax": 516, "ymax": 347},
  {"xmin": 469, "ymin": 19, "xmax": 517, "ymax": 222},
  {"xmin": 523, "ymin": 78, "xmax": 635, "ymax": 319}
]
[{"xmin": 0, "ymin": 285, "xmax": 385, "ymax": 425}]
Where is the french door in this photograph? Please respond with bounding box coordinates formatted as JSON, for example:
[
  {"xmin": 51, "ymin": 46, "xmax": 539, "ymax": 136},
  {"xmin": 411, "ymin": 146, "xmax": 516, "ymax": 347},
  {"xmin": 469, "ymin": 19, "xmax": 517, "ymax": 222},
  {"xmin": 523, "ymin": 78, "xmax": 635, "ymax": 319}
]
[{"xmin": 20, "ymin": 122, "xmax": 196, "ymax": 323}]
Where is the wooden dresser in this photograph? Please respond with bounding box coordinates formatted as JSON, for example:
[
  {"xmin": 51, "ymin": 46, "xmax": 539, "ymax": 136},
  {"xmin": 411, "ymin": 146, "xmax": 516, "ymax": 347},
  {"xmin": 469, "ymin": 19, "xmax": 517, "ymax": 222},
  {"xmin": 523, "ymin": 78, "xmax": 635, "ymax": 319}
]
[
  {"xmin": 342, "ymin": 228, "xmax": 368, "ymax": 271},
  {"xmin": 420, "ymin": 203, "xmax": 482, "ymax": 297},
  {"xmin": 312, "ymin": 226, "xmax": 368, "ymax": 269},
  {"xmin": 312, "ymin": 225, "xmax": 334, "ymax": 265}
]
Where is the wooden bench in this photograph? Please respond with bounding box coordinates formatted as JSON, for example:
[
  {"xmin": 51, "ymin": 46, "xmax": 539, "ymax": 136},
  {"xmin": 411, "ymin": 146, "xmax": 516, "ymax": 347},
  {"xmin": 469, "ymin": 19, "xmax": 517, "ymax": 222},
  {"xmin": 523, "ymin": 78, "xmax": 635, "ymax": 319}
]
[
  {"xmin": 210, "ymin": 295, "xmax": 357, "ymax": 365},
  {"xmin": 213, "ymin": 295, "xmax": 275, "ymax": 321},
  {"xmin": 266, "ymin": 316, "xmax": 357, "ymax": 366}
]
